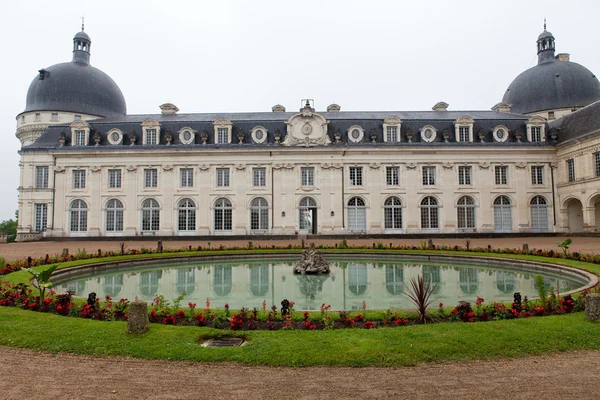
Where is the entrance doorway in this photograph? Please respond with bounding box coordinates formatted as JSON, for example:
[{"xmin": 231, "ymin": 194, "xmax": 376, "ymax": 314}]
[
  {"xmin": 567, "ymin": 198, "xmax": 584, "ymax": 232},
  {"xmin": 299, "ymin": 197, "xmax": 317, "ymax": 234}
]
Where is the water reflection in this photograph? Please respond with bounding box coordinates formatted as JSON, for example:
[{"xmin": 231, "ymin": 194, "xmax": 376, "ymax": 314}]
[{"xmin": 54, "ymin": 259, "xmax": 587, "ymax": 310}]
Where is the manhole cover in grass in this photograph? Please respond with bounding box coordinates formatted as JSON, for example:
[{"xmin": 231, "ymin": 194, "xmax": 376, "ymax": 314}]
[{"xmin": 201, "ymin": 337, "xmax": 245, "ymax": 347}]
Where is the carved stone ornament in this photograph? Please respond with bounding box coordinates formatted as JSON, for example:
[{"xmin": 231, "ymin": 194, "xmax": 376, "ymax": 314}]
[
  {"xmin": 293, "ymin": 243, "xmax": 331, "ymax": 274},
  {"xmin": 58, "ymin": 131, "xmax": 66, "ymax": 147},
  {"xmin": 55, "ymin": 166, "xmax": 66, "ymax": 173},
  {"xmin": 442, "ymin": 162, "xmax": 453, "ymax": 169},
  {"xmin": 406, "ymin": 128, "xmax": 414, "ymax": 143},
  {"xmin": 369, "ymin": 163, "xmax": 381, "ymax": 169},
  {"xmin": 164, "ymin": 131, "xmax": 173, "ymax": 145},
  {"xmin": 442, "ymin": 129, "xmax": 450, "ymax": 142},
  {"xmin": 237, "ymin": 128, "xmax": 245, "ymax": 144},
  {"xmin": 321, "ymin": 163, "xmax": 343, "ymax": 169},
  {"xmin": 91, "ymin": 166, "xmax": 101, "ymax": 173},
  {"xmin": 235, "ymin": 164, "xmax": 246, "ymax": 170},
  {"xmin": 334, "ymin": 127, "xmax": 341, "ymax": 143},
  {"xmin": 93, "ymin": 131, "xmax": 102, "ymax": 146},
  {"xmin": 273, "ymin": 163, "xmax": 294, "ymax": 170},
  {"xmin": 274, "ymin": 129, "xmax": 282, "ymax": 144},
  {"xmin": 549, "ymin": 128, "xmax": 560, "ymax": 141},
  {"xmin": 550, "ymin": 162, "xmax": 558, "ymax": 169},
  {"xmin": 198, "ymin": 164, "xmax": 210, "ymax": 171},
  {"xmin": 200, "ymin": 130, "xmax": 208, "ymax": 144},
  {"xmin": 406, "ymin": 163, "xmax": 417, "ymax": 169},
  {"xmin": 128, "ymin": 130, "xmax": 137, "ymax": 145},
  {"xmin": 370, "ymin": 128, "xmax": 377, "ymax": 143},
  {"xmin": 162, "ymin": 165, "xmax": 173, "ymax": 171},
  {"xmin": 478, "ymin": 162, "xmax": 490, "ymax": 169},
  {"xmin": 478, "ymin": 128, "xmax": 486, "ymax": 142},
  {"xmin": 514, "ymin": 128, "xmax": 523, "ymax": 143},
  {"xmin": 515, "ymin": 162, "xmax": 527, "ymax": 169},
  {"xmin": 126, "ymin": 165, "xmax": 137, "ymax": 172},
  {"xmin": 282, "ymin": 112, "xmax": 331, "ymax": 147}
]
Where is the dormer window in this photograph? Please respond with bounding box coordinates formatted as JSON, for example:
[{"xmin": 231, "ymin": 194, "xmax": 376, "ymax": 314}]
[
  {"xmin": 178, "ymin": 127, "xmax": 196, "ymax": 145},
  {"xmin": 382, "ymin": 117, "xmax": 402, "ymax": 143},
  {"xmin": 454, "ymin": 116, "xmax": 474, "ymax": 142},
  {"xmin": 34, "ymin": 113, "xmax": 41, "ymax": 122},
  {"xmin": 213, "ymin": 118, "xmax": 232, "ymax": 144},
  {"xmin": 420, "ymin": 125, "xmax": 437, "ymax": 143},
  {"xmin": 347, "ymin": 125, "xmax": 364, "ymax": 143},
  {"xmin": 250, "ymin": 126, "xmax": 268, "ymax": 144},
  {"xmin": 493, "ymin": 125, "xmax": 509, "ymax": 143},
  {"xmin": 106, "ymin": 129, "xmax": 123, "ymax": 145},
  {"xmin": 141, "ymin": 119, "xmax": 161, "ymax": 145},
  {"xmin": 70, "ymin": 120, "xmax": 90, "ymax": 146},
  {"xmin": 526, "ymin": 116, "xmax": 546, "ymax": 142}
]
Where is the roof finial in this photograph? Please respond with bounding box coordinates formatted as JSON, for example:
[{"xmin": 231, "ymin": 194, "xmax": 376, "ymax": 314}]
[
  {"xmin": 81, "ymin": 16, "xmax": 85, "ymax": 32},
  {"xmin": 543, "ymin": 17, "xmax": 546, "ymax": 31}
]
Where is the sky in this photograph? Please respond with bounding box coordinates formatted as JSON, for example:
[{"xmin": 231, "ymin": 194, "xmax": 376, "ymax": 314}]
[{"xmin": 0, "ymin": 0, "xmax": 599, "ymax": 222}]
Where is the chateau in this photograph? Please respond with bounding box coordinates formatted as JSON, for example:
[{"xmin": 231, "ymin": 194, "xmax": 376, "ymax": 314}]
[{"xmin": 15, "ymin": 26, "xmax": 600, "ymax": 241}]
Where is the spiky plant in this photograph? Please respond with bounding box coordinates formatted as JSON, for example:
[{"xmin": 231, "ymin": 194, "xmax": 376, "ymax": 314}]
[
  {"xmin": 23, "ymin": 264, "xmax": 59, "ymax": 306},
  {"xmin": 405, "ymin": 275, "xmax": 438, "ymax": 324}
]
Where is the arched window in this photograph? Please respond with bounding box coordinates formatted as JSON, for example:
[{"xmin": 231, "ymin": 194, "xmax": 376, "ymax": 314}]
[
  {"xmin": 178, "ymin": 198, "xmax": 196, "ymax": 232},
  {"xmin": 139, "ymin": 271, "xmax": 162, "ymax": 298},
  {"xmin": 348, "ymin": 197, "xmax": 366, "ymax": 233},
  {"xmin": 141, "ymin": 198, "xmax": 160, "ymax": 232},
  {"xmin": 103, "ymin": 274, "xmax": 123, "ymax": 298},
  {"xmin": 422, "ymin": 265, "xmax": 441, "ymax": 295},
  {"xmin": 385, "ymin": 265, "xmax": 404, "ymax": 295},
  {"xmin": 420, "ymin": 196, "xmax": 439, "ymax": 230},
  {"xmin": 459, "ymin": 268, "xmax": 479, "ymax": 295},
  {"xmin": 493, "ymin": 196, "xmax": 512, "ymax": 233},
  {"xmin": 250, "ymin": 197, "xmax": 269, "ymax": 232},
  {"xmin": 530, "ymin": 196, "xmax": 549, "ymax": 232},
  {"xmin": 70, "ymin": 199, "xmax": 88, "ymax": 232},
  {"xmin": 176, "ymin": 268, "xmax": 195, "ymax": 295},
  {"xmin": 299, "ymin": 197, "xmax": 316, "ymax": 232},
  {"xmin": 213, "ymin": 266, "xmax": 232, "ymax": 296},
  {"xmin": 249, "ymin": 265, "xmax": 269, "ymax": 297},
  {"xmin": 106, "ymin": 199, "xmax": 124, "ymax": 232},
  {"xmin": 384, "ymin": 197, "xmax": 402, "ymax": 230},
  {"xmin": 214, "ymin": 198, "xmax": 232, "ymax": 231},
  {"xmin": 496, "ymin": 271, "xmax": 516, "ymax": 294},
  {"xmin": 457, "ymin": 196, "xmax": 476, "ymax": 231},
  {"xmin": 347, "ymin": 263, "xmax": 368, "ymax": 295}
]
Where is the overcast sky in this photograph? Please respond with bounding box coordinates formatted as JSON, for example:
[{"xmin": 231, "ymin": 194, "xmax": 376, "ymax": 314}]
[{"xmin": 0, "ymin": 0, "xmax": 599, "ymax": 222}]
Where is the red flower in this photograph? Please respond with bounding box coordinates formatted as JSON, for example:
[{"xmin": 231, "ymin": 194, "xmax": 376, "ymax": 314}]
[
  {"xmin": 364, "ymin": 321, "xmax": 375, "ymax": 329},
  {"xmin": 176, "ymin": 310, "xmax": 185, "ymax": 319}
]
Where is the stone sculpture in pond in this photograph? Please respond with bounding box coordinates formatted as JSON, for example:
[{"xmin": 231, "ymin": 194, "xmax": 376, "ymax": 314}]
[{"xmin": 293, "ymin": 243, "xmax": 331, "ymax": 274}]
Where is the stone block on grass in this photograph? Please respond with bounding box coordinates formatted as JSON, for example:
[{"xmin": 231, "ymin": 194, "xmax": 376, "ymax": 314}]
[
  {"xmin": 585, "ymin": 293, "xmax": 600, "ymax": 321},
  {"xmin": 127, "ymin": 301, "xmax": 150, "ymax": 334}
]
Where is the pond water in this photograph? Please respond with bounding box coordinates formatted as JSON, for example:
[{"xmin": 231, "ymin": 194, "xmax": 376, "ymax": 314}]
[{"xmin": 53, "ymin": 258, "xmax": 588, "ymax": 310}]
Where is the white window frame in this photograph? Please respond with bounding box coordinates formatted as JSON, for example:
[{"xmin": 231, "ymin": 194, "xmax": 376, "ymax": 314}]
[
  {"xmin": 526, "ymin": 116, "xmax": 546, "ymax": 142},
  {"xmin": 106, "ymin": 129, "xmax": 123, "ymax": 145},
  {"xmin": 250, "ymin": 197, "xmax": 269, "ymax": 233},
  {"xmin": 301, "ymin": 167, "xmax": 315, "ymax": 186},
  {"xmin": 34, "ymin": 203, "xmax": 47, "ymax": 232},
  {"xmin": 458, "ymin": 165, "xmax": 472, "ymax": 185},
  {"xmin": 253, "ymin": 167, "xmax": 266, "ymax": 187},
  {"xmin": 493, "ymin": 125, "xmax": 509, "ymax": 143},
  {"xmin": 567, "ymin": 159, "xmax": 575, "ymax": 183},
  {"xmin": 420, "ymin": 125, "xmax": 437, "ymax": 143},
  {"xmin": 250, "ymin": 126, "xmax": 268, "ymax": 144},
  {"xmin": 51, "ymin": 113, "xmax": 59, "ymax": 122},
  {"xmin": 35, "ymin": 166, "xmax": 49, "ymax": 188},
  {"xmin": 70, "ymin": 199, "xmax": 88, "ymax": 232},
  {"xmin": 349, "ymin": 166, "xmax": 363, "ymax": 186},
  {"xmin": 386, "ymin": 166, "xmax": 399, "ymax": 186},
  {"xmin": 144, "ymin": 168, "xmax": 158, "ymax": 188},
  {"xmin": 141, "ymin": 198, "xmax": 160, "ymax": 232},
  {"xmin": 72, "ymin": 169, "xmax": 86, "ymax": 189},
  {"xmin": 457, "ymin": 196, "xmax": 476, "ymax": 231},
  {"xmin": 531, "ymin": 165, "xmax": 544, "ymax": 185},
  {"xmin": 180, "ymin": 168, "xmax": 194, "ymax": 188},
  {"xmin": 595, "ymin": 152, "xmax": 600, "ymax": 178},
  {"xmin": 108, "ymin": 169, "xmax": 122, "ymax": 189},
  {"xmin": 216, "ymin": 167, "xmax": 230, "ymax": 187},
  {"xmin": 495, "ymin": 165, "xmax": 508, "ymax": 185},
  {"xmin": 384, "ymin": 196, "xmax": 403, "ymax": 231},
  {"xmin": 213, "ymin": 118, "xmax": 232, "ymax": 144},
  {"xmin": 454, "ymin": 116, "xmax": 474, "ymax": 143},
  {"xmin": 347, "ymin": 125, "xmax": 364, "ymax": 143},
  {"xmin": 382, "ymin": 117, "xmax": 402, "ymax": 143},
  {"xmin": 178, "ymin": 127, "xmax": 196, "ymax": 145},
  {"xmin": 106, "ymin": 199, "xmax": 124, "ymax": 233},
  {"xmin": 141, "ymin": 119, "xmax": 161, "ymax": 145},
  {"xmin": 69, "ymin": 120, "xmax": 90, "ymax": 146},
  {"xmin": 178, "ymin": 198, "xmax": 196, "ymax": 232},
  {"xmin": 422, "ymin": 166, "xmax": 436, "ymax": 186}
]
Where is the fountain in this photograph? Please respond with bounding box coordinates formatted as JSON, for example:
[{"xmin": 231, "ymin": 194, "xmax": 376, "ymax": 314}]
[{"xmin": 293, "ymin": 243, "xmax": 331, "ymax": 274}]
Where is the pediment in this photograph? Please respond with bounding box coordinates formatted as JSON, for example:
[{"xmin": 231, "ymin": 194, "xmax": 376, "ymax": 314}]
[
  {"xmin": 141, "ymin": 119, "xmax": 161, "ymax": 127},
  {"xmin": 213, "ymin": 118, "xmax": 232, "ymax": 126},
  {"xmin": 69, "ymin": 120, "xmax": 90, "ymax": 129},
  {"xmin": 526, "ymin": 115, "xmax": 547, "ymax": 125},
  {"xmin": 282, "ymin": 112, "xmax": 330, "ymax": 147},
  {"xmin": 383, "ymin": 116, "xmax": 402, "ymax": 125},
  {"xmin": 454, "ymin": 115, "xmax": 474, "ymax": 125}
]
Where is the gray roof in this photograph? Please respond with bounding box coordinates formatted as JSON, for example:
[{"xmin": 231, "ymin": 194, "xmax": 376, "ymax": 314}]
[{"xmin": 550, "ymin": 100, "xmax": 600, "ymax": 144}]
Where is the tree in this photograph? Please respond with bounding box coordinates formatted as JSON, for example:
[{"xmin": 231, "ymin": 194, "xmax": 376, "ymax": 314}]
[{"xmin": 0, "ymin": 210, "xmax": 17, "ymax": 242}]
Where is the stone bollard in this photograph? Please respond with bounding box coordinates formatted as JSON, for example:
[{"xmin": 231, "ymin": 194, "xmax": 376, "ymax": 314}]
[
  {"xmin": 522, "ymin": 243, "xmax": 529, "ymax": 251},
  {"xmin": 61, "ymin": 248, "xmax": 69, "ymax": 257},
  {"xmin": 585, "ymin": 293, "xmax": 600, "ymax": 321},
  {"xmin": 127, "ymin": 301, "xmax": 150, "ymax": 334},
  {"xmin": 157, "ymin": 240, "xmax": 163, "ymax": 252}
]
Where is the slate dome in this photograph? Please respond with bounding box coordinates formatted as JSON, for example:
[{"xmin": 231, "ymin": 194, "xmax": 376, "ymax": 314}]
[
  {"xmin": 503, "ymin": 28, "xmax": 600, "ymax": 115},
  {"xmin": 23, "ymin": 30, "xmax": 126, "ymax": 118}
]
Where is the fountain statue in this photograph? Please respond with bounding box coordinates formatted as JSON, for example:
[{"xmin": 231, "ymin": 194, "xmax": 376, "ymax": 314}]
[{"xmin": 293, "ymin": 243, "xmax": 331, "ymax": 274}]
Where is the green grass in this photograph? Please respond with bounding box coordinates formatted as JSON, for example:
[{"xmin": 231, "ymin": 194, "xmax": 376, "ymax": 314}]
[{"xmin": 0, "ymin": 307, "xmax": 598, "ymax": 367}]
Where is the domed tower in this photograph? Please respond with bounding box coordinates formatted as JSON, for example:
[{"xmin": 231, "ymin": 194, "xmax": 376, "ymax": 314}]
[
  {"xmin": 502, "ymin": 24, "xmax": 600, "ymax": 119},
  {"xmin": 15, "ymin": 28, "xmax": 127, "ymax": 146}
]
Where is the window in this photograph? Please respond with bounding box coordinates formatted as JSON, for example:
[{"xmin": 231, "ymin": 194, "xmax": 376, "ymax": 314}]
[
  {"xmin": 178, "ymin": 198, "xmax": 196, "ymax": 231},
  {"xmin": 141, "ymin": 198, "xmax": 160, "ymax": 231},
  {"xmin": 595, "ymin": 152, "xmax": 600, "ymax": 178},
  {"xmin": 145, "ymin": 129, "xmax": 158, "ymax": 145},
  {"xmin": 214, "ymin": 198, "xmax": 232, "ymax": 231},
  {"xmin": 299, "ymin": 197, "xmax": 316, "ymax": 233},
  {"xmin": 494, "ymin": 196, "xmax": 512, "ymax": 233},
  {"xmin": 213, "ymin": 266, "xmax": 232, "ymax": 296},
  {"xmin": 34, "ymin": 113, "xmax": 41, "ymax": 121},
  {"xmin": 250, "ymin": 197, "xmax": 269, "ymax": 232},
  {"xmin": 249, "ymin": 265, "xmax": 270, "ymax": 297},
  {"xmin": 348, "ymin": 264, "xmax": 368, "ymax": 295},
  {"xmin": 301, "ymin": 167, "xmax": 314, "ymax": 186},
  {"xmin": 253, "ymin": 167, "xmax": 266, "ymax": 187},
  {"xmin": 74, "ymin": 115, "xmax": 81, "ymax": 121},
  {"xmin": 217, "ymin": 127, "xmax": 229, "ymax": 144},
  {"xmin": 384, "ymin": 197, "xmax": 402, "ymax": 230},
  {"xmin": 495, "ymin": 166, "xmax": 508, "ymax": 185},
  {"xmin": 35, "ymin": 166, "xmax": 49, "ymax": 188},
  {"xmin": 34, "ymin": 203, "xmax": 47, "ymax": 232},
  {"xmin": 70, "ymin": 199, "xmax": 87, "ymax": 232},
  {"xmin": 567, "ymin": 159, "xmax": 575, "ymax": 182},
  {"xmin": 73, "ymin": 130, "xmax": 86, "ymax": 146},
  {"xmin": 108, "ymin": 169, "xmax": 121, "ymax": 189},
  {"xmin": 180, "ymin": 168, "xmax": 193, "ymax": 188},
  {"xmin": 216, "ymin": 168, "xmax": 230, "ymax": 187},
  {"xmin": 531, "ymin": 166, "xmax": 544, "ymax": 185},
  {"xmin": 51, "ymin": 113, "xmax": 58, "ymax": 122},
  {"xmin": 548, "ymin": 111, "xmax": 555, "ymax": 119},
  {"xmin": 386, "ymin": 166, "xmax": 399, "ymax": 186},
  {"xmin": 422, "ymin": 166, "xmax": 435, "ymax": 185},
  {"xmin": 531, "ymin": 126, "xmax": 542, "ymax": 142},
  {"xmin": 420, "ymin": 196, "xmax": 439, "ymax": 230},
  {"xmin": 458, "ymin": 166, "xmax": 472, "ymax": 185},
  {"xmin": 349, "ymin": 167, "xmax": 363, "ymax": 186},
  {"xmin": 530, "ymin": 196, "xmax": 549, "ymax": 232},
  {"xmin": 386, "ymin": 126, "xmax": 398, "ymax": 142},
  {"xmin": 348, "ymin": 197, "xmax": 366, "ymax": 232},
  {"xmin": 106, "ymin": 199, "xmax": 124, "ymax": 232},
  {"xmin": 457, "ymin": 196, "xmax": 476, "ymax": 230},
  {"xmin": 73, "ymin": 170, "xmax": 86, "ymax": 189},
  {"xmin": 385, "ymin": 265, "xmax": 404, "ymax": 295},
  {"xmin": 144, "ymin": 169, "xmax": 158, "ymax": 188},
  {"xmin": 458, "ymin": 126, "xmax": 470, "ymax": 142}
]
